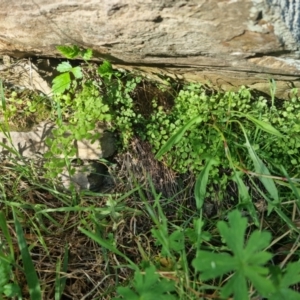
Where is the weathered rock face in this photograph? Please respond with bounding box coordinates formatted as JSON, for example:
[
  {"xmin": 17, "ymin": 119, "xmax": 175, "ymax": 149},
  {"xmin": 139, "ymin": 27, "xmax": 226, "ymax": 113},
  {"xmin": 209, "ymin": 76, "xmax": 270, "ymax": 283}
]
[
  {"xmin": 0, "ymin": 122, "xmax": 115, "ymax": 191},
  {"xmin": 0, "ymin": 0, "xmax": 300, "ymax": 98},
  {"xmin": 0, "ymin": 122, "xmax": 115, "ymax": 160}
]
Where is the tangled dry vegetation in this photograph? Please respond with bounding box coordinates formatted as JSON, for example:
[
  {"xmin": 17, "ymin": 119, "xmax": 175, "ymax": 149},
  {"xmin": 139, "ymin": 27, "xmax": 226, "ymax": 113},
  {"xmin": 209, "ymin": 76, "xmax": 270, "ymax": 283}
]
[{"xmin": 0, "ymin": 137, "xmax": 196, "ymax": 299}]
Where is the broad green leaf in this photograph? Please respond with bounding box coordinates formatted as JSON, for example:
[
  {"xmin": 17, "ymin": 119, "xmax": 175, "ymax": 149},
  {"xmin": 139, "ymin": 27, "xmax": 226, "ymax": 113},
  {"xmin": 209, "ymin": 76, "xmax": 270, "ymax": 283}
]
[
  {"xmin": 281, "ymin": 262, "xmax": 300, "ymax": 286},
  {"xmin": 3, "ymin": 283, "xmax": 21, "ymax": 298},
  {"xmin": 245, "ymin": 267, "xmax": 275, "ymax": 297},
  {"xmin": 56, "ymin": 61, "xmax": 72, "ymax": 73},
  {"xmin": 243, "ymin": 230, "xmax": 272, "ymax": 261},
  {"xmin": 115, "ymin": 266, "xmax": 176, "ymax": 300},
  {"xmin": 71, "ymin": 66, "xmax": 83, "ymax": 79},
  {"xmin": 81, "ymin": 48, "xmax": 93, "ymax": 60},
  {"xmin": 193, "ymin": 251, "xmax": 236, "ymax": 280},
  {"xmin": 155, "ymin": 116, "xmax": 202, "ymax": 159},
  {"xmin": 115, "ymin": 287, "xmax": 139, "ymax": 300},
  {"xmin": 13, "ymin": 210, "xmax": 42, "ymax": 300},
  {"xmin": 56, "ymin": 45, "xmax": 80, "ymax": 59},
  {"xmin": 268, "ymin": 262, "xmax": 300, "ymax": 299},
  {"xmin": 246, "ymin": 252, "xmax": 273, "ymax": 267},
  {"xmin": 194, "ymin": 210, "xmax": 275, "ymax": 299},
  {"xmin": 168, "ymin": 230, "xmax": 185, "ymax": 252},
  {"xmin": 98, "ymin": 60, "xmax": 113, "ymax": 77},
  {"xmin": 194, "ymin": 157, "xmax": 218, "ymax": 210},
  {"xmin": 218, "ymin": 210, "xmax": 247, "ymax": 256},
  {"xmin": 52, "ymin": 72, "xmax": 71, "ymax": 94},
  {"xmin": 221, "ymin": 272, "xmax": 248, "ymax": 300}
]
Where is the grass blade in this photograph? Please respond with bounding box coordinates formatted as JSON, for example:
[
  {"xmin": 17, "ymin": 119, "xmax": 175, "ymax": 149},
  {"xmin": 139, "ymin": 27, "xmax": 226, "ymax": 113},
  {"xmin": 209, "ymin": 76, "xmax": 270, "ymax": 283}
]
[
  {"xmin": 155, "ymin": 116, "xmax": 202, "ymax": 159},
  {"xmin": 231, "ymin": 119, "xmax": 279, "ymax": 202},
  {"xmin": 13, "ymin": 209, "xmax": 42, "ymax": 300},
  {"xmin": 232, "ymin": 171, "xmax": 259, "ymax": 226},
  {"xmin": 245, "ymin": 136, "xmax": 278, "ymax": 202},
  {"xmin": 0, "ymin": 211, "xmax": 14, "ymax": 260},
  {"xmin": 55, "ymin": 244, "xmax": 69, "ymax": 300},
  {"xmin": 280, "ymin": 166, "xmax": 300, "ymax": 209},
  {"xmin": 234, "ymin": 112, "xmax": 283, "ymax": 138},
  {"xmin": 194, "ymin": 157, "xmax": 218, "ymax": 210},
  {"xmin": 78, "ymin": 226, "xmax": 137, "ymax": 270}
]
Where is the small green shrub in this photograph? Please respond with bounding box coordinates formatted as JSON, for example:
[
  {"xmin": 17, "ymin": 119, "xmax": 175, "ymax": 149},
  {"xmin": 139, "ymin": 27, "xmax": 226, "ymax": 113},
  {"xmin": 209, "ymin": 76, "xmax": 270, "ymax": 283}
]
[{"xmin": 144, "ymin": 83, "xmax": 300, "ymax": 200}]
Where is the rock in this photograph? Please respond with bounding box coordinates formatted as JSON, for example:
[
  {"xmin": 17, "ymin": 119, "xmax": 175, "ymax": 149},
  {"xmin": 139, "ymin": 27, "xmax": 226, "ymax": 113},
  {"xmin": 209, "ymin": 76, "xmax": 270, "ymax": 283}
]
[
  {"xmin": 0, "ymin": 56, "xmax": 51, "ymax": 95},
  {"xmin": 60, "ymin": 160, "xmax": 111, "ymax": 192},
  {"xmin": 0, "ymin": 121, "xmax": 116, "ymax": 159},
  {"xmin": 0, "ymin": 122, "xmax": 116, "ymax": 191},
  {"xmin": 0, "ymin": 0, "xmax": 299, "ymax": 98}
]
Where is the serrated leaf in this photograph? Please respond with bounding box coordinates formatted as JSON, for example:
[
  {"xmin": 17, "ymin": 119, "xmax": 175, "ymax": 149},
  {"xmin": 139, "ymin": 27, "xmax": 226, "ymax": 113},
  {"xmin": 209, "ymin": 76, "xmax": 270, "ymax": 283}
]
[
  {"xmin": 168, "ymin": 230, "xmax": 185, "ymax": 252},
  {"xmin": 116, "ymin": 265, "xmax": 176, "ymax": 300},
  {"xmin": 52, "ymin": 73, "xmax": 71, "ymax": 94},
  {"xmin": 56, "ymin": 45, "xmax": 80, "ymax": 59},
  {"xmin": 82, "ymin": 48, "xmax": 93, "ymax": 60},
  {"xmin": 193, "ymin": 210, "xmax": 275, "ymax": 299},
  {"xmin": 98, "ymin": 60, "xmax": 113, "ymax": 77},
  {"xmin": 221, "ymin": 272, "xmax": 248, "ymax": 300},
  {"xmin": 245, "ymin": 267, "xmax": 275, "ymax": 297},
  {"xmin": 56, "ymin": 61, "xmax": 72, "ymax": 73},
  {"xmin": 280, "ymin": 262, "xmax": 300, "ymax": 287},
  {"xmin": 218, "ymin": 210, "xmax": 247, "ymax": 255},
  {"xmin": 71, "ymin": 66, "xmax": 83, "ymax": 79},
  {"xmin": 114, "ymin": 287, "xmax": 139, "ymax": 300},
  {"xmin": 193, "ymin": 251, "xmax": 236, "ymax": 280},
  {"xmin": 243, "ymin": 231, "xmax": 272, "ymax": 261}
]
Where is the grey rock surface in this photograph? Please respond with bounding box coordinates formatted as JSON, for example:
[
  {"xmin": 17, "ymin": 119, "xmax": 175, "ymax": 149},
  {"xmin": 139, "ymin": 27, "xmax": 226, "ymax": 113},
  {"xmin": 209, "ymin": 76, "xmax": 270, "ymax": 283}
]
[
  {"xmin": 0, "ymin": 122, "xmax": 115, "ymax": 159},
  {"xmin": 0, "ymin": 122, "xmax": 116, "ymax": 191},
  {"xmin": 268, "ymin": 0, "xmax": 300, "ymax": 43},
  {"xmin": 0, "ymin": 0, "xmax": 299, "ymax": 98}
]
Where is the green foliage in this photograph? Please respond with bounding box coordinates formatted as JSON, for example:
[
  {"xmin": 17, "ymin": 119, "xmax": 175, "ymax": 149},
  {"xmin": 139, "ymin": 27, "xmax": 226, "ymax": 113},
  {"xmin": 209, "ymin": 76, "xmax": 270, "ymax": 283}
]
[
  {"xmin": 52, "ymin": 62, "xmax": 82, "ymax": 94},
  {"xmin": 146, "ymin": 84, "xmax": 300, "ymax": 201},
  {"xmin": 3, "ymin": 46, "xmax": 300, "ymax": 299},
  {"xmin": 114, "ymin": 265, "xmax": 177, "ymax": 300},
  {"xmin": 193, "ymin": 210, "xmax": 274, "ymax": 299},
  {"xmin": 0, "ymin": 259, "xmax": 21, "ymax": 298},
  {"xmin": 269, "ymin": 263, "xmax": 300, "ymax": 300},
  {"xmin": 104, "ymin": 74, "xmax": 144, "ymax": 147},
  {"xmin": 13, "ymin": 210, "xmax": 42, "ymax": 300},
  {"xmin": 56, "ymin": 45, "xmax": 92, "ymax": 60},
  {"xmin": 0, "ymin": 211, "xmax": 22, "ymax": 299}
]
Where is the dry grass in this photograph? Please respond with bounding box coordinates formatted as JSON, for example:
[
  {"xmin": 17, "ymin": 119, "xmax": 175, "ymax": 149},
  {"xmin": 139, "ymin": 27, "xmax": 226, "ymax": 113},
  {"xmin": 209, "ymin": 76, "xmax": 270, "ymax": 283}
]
[{"xmin": 0, "ymin": 136, "xmax": 197, "ymax": 299}]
